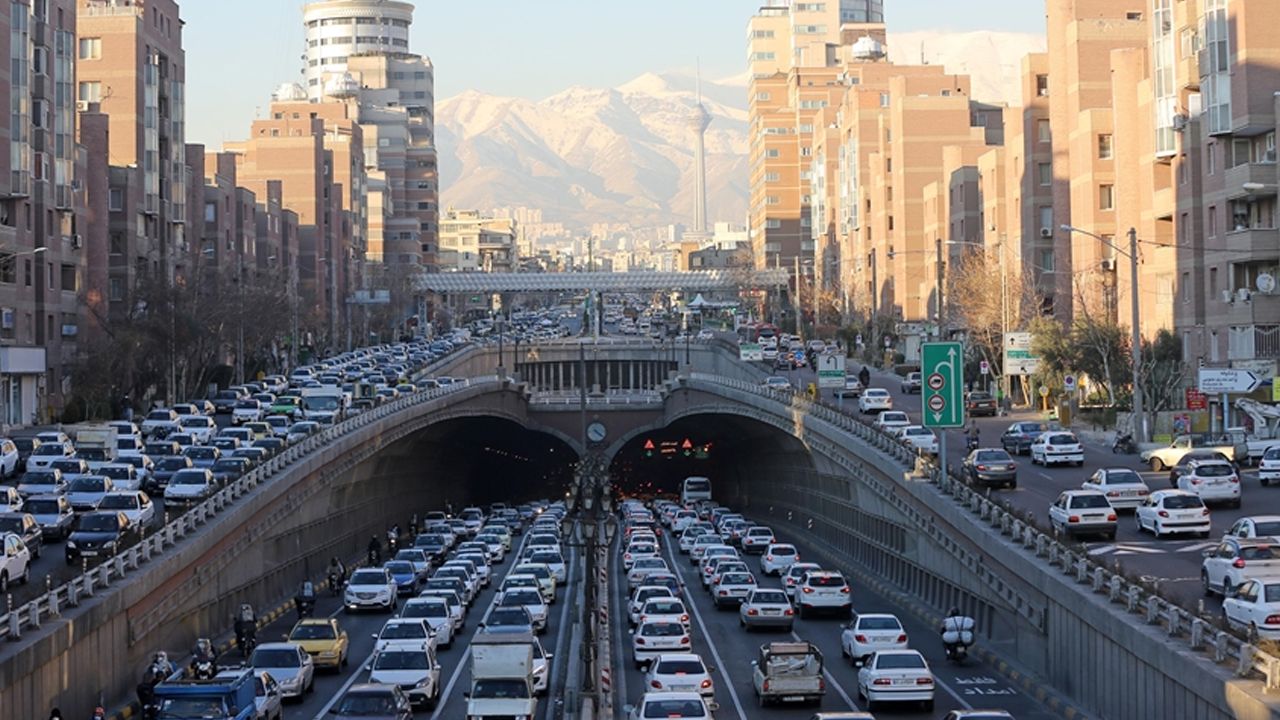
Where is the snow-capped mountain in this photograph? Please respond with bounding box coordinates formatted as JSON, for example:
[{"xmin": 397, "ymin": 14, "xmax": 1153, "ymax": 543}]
[{"xmin": 436, "ymin": 31, "xmax": 1046, "ymax": 231}]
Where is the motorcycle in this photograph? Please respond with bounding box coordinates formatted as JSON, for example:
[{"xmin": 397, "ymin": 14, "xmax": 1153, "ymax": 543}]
[
  {"xmin": 966, "ymin": 435, "xmax": 980, "ymax": 452},
  {"xmin": 387, "ymin": 533, "xmax": 399, "ymax": 553},
  {"xmin": 328, "ymin": 569, "xmax": 345, "ymax": 596},
  {"xmin": 941, "ymin": 615, "xmax": 975, "ymax": 664},
  {"xmin": 296, "ymin": 595, "xmax": 316, "ymax": 619},
  {"xmin": 235, "ymin": 621, "xmax": 257, "ymax": 657},
  {"xmin": 368, "ymin": 547, "xmax": 381, "ymax": 566},
  {"xmin": 1112, "ymin": 432, "xmax": 1136, "ymax": 454}
]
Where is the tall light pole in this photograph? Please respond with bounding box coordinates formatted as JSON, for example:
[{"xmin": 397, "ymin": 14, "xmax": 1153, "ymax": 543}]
[{"xmin": 1062, "ymin": 225, "xmax": 1145, "ymax": 443}]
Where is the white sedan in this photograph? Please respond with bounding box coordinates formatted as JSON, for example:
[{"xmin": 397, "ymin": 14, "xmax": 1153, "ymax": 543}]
[
  {"xmin": 632, "ymin": 620, "xmax": 691, "ymax": 669},
  {"xmin": 1029, "ymin": 431, "xmax": 1085, "ymax": 466},
  {"xmin": 1081, "ymin": 468, "xmax": 1150, "ymax": 510},
  {"xmin": 874, "ymin": 411, "xmax": 911, "ymax": 433},
  {"xmin": 858, "ymin": 389, "xmax": 893, "ymax": 414},
  {"xmin": 841, "ymin": 613, "xmax": 908, "ymax": 666},
  {"xmin": 1224, "ymin": 575, "xmax": 1280, "ymax": 640},
  {"xmin": 898, "ymin": 426, "xmax": 939, "ymax": 455},
  {"xmin": 760, "ymin": 543, "xmax": 799, "ymax": 575},
  {"xmin": 1135, "ymin": 490, "xmax": 1211, "ymax": 539},
  {"xmin": 97, "ymin": 491, "xmax": 156, "ymax": 528},
  {"xmin": 644, "ymin": 653, "xmax": 713, "ymax": 698},
  {"xmin": 1047, "ymin": 490, "xmax": 1117, "ymax": 540},
  {"xmin": 856, "ymin": 649, "xmax": 934, "ymax": 712}
]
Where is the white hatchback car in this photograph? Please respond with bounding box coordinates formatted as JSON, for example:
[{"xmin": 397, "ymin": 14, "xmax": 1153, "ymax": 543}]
[
  {"xmin": 1261, "ymin": 446, "xmax": 1280, "ymax": 486},
  {"xmin": 1135, "ymin": 490, "xmax": 1211, "ymax": 539},
  {"xmin": 1030, "ymin": 431, "xmax": 1085, "ymax": 467},
  {"xmin": 644, "ymin": 653, "xmax": 714, "ymax": 698},
  {"xmin": 632, "ymin": 620, "xmax": 691, "ymax": 669},
  {"xmin": 760, "ymin": 543, "xmax": 799, "ymax": 575}
]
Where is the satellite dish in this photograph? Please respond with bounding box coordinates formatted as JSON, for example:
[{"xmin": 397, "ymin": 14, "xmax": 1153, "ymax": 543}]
[{"xmin": 1257, "ymin": 272, "xmax": 1276, "ymax": 294}]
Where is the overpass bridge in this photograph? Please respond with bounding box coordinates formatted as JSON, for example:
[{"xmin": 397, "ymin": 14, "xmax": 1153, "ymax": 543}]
[{"xmin": 2, "ymin": 339, "xmax": 1279, "ymax": 719}]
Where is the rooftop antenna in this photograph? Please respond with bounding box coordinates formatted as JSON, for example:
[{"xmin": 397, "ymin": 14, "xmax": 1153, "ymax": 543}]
[{"xmin": 921, "ymin": 43, "xmax": 928, "ymax": 65}]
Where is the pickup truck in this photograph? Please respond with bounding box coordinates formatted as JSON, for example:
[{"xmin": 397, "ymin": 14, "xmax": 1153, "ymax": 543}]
[
  {"xmin": 153, "ymin": 666, "xmax": 257, "ymax": 720},
  {"xmin": 751, "ymin": 640, "xmax": 826, "ymax": 706},
  {"xmin": 1142, "ymin": 432, "xmax": 1250, "ymax": 471}
]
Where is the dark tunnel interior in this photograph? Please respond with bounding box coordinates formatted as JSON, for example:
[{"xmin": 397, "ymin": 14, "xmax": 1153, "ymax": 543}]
[
  {"xmin": 378, "ymin": 417, "xmax": 579, "ymax": 507},
  {"xmin": 609, "ymin": 413, "xmax": 816, "ymax": 501}
]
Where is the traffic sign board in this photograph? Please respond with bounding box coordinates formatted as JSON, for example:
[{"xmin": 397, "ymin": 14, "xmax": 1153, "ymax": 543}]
[
  {"xmin": 1039, "ymin": 385, "xmax": 1050, "ymax": 397},
  {"xmin": 1063, "ymin": 374, "xmax": 1076, "ymax": 392},
  {"xmin": 1198, "ymin": 368, "xmax": 1261, "ymax": 393},
  {"xmin": 922, "ymin": 342, "xmax": 965, "ymax": 428},
  {"xmin": 1003, "ymin": 332, "xmax": 1040, "ymax": 376},
  {"xmin": 979, "ymin": 360, "xmax": 990, "ymax": 376},
  {"xmin": 817, "ymin": 353, "xmax": 844, "ymax": 388}
]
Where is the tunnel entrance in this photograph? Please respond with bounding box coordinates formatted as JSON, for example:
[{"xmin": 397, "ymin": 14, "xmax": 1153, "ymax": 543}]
[
  {"xmin": 373, "ymin": 416, "xmax": 579, "ymax": 507},
  {"xmin": 608, "ymin": 413, "xmax": 817, "ymax": 501}
]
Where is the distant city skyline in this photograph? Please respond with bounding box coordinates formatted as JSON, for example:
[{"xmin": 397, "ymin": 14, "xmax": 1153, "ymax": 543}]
[{"xmin": 185, "ymin": 0, "xmax": 1045, "ymax": 148}]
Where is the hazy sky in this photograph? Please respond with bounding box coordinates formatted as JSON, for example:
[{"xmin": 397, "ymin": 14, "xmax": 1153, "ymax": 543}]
[{"xmin": 184, "ymin": 1, "xmax": 1045, "ymax": 148}]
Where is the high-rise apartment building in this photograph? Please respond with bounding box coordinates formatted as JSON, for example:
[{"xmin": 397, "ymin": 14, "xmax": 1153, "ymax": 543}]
[
  {"xmin": 78, "ymin": 0, "xmax": 187, "ymax": 297},
  {"xmin": 0, "ymin": 0, "xmax": 89, "ymax": 425},
  {"xmin": 439, "ymin": 209, "xmax": 517, "ymax": 273},
  {"xmin": 302, "ymin": 0, "xmax": 438, "ymax": 270}
]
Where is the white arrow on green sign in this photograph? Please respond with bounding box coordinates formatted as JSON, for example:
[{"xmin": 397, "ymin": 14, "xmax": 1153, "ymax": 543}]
[{"xmin": 922, "ymin": 341, "xmax": 966, "ymax": 428}]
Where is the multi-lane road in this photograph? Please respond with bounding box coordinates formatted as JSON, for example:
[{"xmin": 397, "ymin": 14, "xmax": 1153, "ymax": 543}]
[
  {"xmin": 205, "ymin": 535, "xmax": 579, "ymax": 720},
  {"xmin": 768, "ymin": 354, "xmax": 1275, "ymax": 613},
  {"xmin": 606, "ymin": 506, "xmax": 1058, "ymax": 719}
]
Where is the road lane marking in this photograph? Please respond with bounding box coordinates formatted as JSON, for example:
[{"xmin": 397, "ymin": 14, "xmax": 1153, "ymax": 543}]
[
  {"xmin": 429, "ymin": 645, "xmax": 473, "ymax": 720},
  {"xmin": 610, "ymin": 531, "xmax": 630, "ymax": 708},
  {"xmin": 788, "ymin": 629, "xmax": 858, "ymax": 710},
  {"xmin": 311, "ymin": 647, "xmax": 378, "ymax": 719},
  {"xmin": 663, "ymin": 538, "xmax": 749, "ymax": 720},
  {"xmin": 542, "ymin": 543, "xmax": 577, "ymax": 720}
]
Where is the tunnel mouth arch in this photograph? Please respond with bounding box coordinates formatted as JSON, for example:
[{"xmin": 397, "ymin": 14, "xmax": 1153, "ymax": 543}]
[
  {"xmin": 608, "ymin": 412, "xmax": 817, "ymax": 502},
  {"xmin": 372, "ymin": 416, "xmax": 580, "ymax": 508}
]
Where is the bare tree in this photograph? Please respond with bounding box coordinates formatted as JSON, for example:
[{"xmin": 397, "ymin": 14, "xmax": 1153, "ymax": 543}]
[{"xmin": 946, "ymin": 249, "xmax": 1045, "ymax": 390}]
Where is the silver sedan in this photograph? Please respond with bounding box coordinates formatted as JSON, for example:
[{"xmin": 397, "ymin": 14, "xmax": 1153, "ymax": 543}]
[{"xmin": 737, "ymin": 588, "xmax": 794, "ymax": 631}]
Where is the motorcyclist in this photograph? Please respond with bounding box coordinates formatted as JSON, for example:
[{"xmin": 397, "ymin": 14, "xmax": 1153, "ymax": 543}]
[
  {"xmin": 190, "ymin": 638, "xmax": 216, "ymax": 677},
  {"xmin": 137, "ymin": 668, "xmax": 161, "ymax": 720},
  {"xmin": 327, "ymin": 556, "xmax": 346, "ymax": 586},
  {"xmin": 295, "ymin": 581, "xmax": 316, "ymax": 618},
  {"xmin": 149, "ymin": 650, "xmax": 175, "ymax": 679},
  {"xmin": 234, "ymin": 603, "xmax": 257, "ymax": 653},
  {"xmin": 367, "ymin": 535, "xmax": 382, "ymax": 565},
  {"xmin": 858, "ymin": 366, "xmax": 871, "ymax": 388},
  {"xmin": 966, "ymin": 424, "xmax": 980, "ymax": 451},
  {"xmin": 386, "ymin": 525, "xmax": 400, "ymax": 552},
  {"xmin": 90, "ymin": 707, "xmax": 106, "ymax": 720},
  {"xmin": 940, "ymin": 607, "xmax": 973, "ymax": 661}
]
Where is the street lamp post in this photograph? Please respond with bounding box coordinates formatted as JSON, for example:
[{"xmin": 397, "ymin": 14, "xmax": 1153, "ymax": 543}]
[{"xmin": 1062, "ymin": 225, "xmax": 1145, "ymax": 443}]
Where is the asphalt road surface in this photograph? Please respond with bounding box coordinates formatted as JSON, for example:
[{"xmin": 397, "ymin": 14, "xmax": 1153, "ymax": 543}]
[{"xmin": 608, "ymin": 512, "xmax": 1059, "ymax": 719}]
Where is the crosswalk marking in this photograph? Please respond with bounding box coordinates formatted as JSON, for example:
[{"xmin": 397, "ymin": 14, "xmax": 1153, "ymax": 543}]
[{"xmin": 1087, "ymin": 539, "xmax": 1220, "ymax": 556}]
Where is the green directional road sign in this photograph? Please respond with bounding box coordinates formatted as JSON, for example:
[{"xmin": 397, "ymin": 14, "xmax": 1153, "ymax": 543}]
[{"xmin": 922, "ymin": 341, "xmax": 965, "ymax": 428}]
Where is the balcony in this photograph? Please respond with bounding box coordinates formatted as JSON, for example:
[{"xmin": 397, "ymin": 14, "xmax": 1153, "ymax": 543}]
[
  {"xmin": 1218, "ymin": 226, "xmax": 1280, "ymax": 258},
  {"xmin": 80, "ymin": 2, "xmax": 144, "ymax": 18},
  {"xmin": 1224, "ymin": 161, "xmax": 1278, "ymax": 199}
]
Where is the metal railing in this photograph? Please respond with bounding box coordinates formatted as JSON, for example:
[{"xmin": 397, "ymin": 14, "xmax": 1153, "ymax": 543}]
[
  {"xmin": 0, "ymin": 351, "xmax": 485, "ymax": 645},
  {"xmin": 683, "ymin": 370, "xmax": 1280, "ymax": 689},
  {"xmin": 528, "ymin": 390, "xmax": 663, "ymax": 407}
]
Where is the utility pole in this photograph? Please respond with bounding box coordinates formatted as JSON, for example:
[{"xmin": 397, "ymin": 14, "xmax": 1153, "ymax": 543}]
[
  {"xmin": 1128, "ymin": 227, "xmax": 1146, "ymax": 444},
  {"xmin": 935, "ymin": 237, "xmax": 945, "ymax": 336},
  {"xmin": 793, "ymin": 255, "xmax": 801, "ymax": 337},
  {"xmin": 998, "ymin": 236, "xmax": 1010, "ymax": 410}
]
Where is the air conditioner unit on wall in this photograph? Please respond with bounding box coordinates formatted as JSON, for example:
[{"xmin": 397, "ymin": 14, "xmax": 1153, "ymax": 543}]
[
  {"xmin": 1172, "ymin": 114, "xmax": 1188, "ymax": 131},
  {"xmin": 1237, "ymin": 287, "xmax": 1252, "ymax": 303},
  {"xmin": 70, "ymin": 234, "xmax": 82, "ymax": 250},
  {"xmin": 1222, "ymin": 289, "xmax": 1234, "ymax": 304},
  {"xmin": 1040, "ymin": 227, "xmax": 1053, "ymax": 238},
  {"xmin": 1100, "ymin": 258, "xmax": 1117, "ymax": 271}
]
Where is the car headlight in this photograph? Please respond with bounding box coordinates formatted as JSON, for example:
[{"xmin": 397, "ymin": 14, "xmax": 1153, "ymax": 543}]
[
  {"xmin": 319, "ymin": 650, "xmax": 337, "ymax": 657},
  {"xmin": 66, "ymin": 540, "xmax": 77, "ymax": 549}
]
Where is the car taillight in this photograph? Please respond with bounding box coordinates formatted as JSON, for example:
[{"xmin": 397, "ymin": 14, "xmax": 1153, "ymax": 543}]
[
  {"xmin": 1234, "ymin": 558, "xmax": 1247, "ymax": 569},
  {"xmin": 747, "ymin": 608, "xmax": 759, "ymax": 616},
  {"xmin": 784, "ymin": 608, "xmax": 794, "ymax": 616},
  {"xmin": 680, "ymin": 615, "xmax": 689, "ymax": 623},
  {"xmin": 897, "ymin": 634, "xmax": 907, "ymax": 643},
  {"xmin": 1046, "ymin": 445, "xmax": 1055, "ymax": 451},
  {"xmin": 1203, "ymin": 508, "xmax": 1212, "ymax": 516},
  {"xmin": 873, "ymin": 678, "xmax": 892, "ymax": 685},
  {"xmin": 1107, "ymin": 491, "xmax": 1119, "ymax": 497},
  {"xmin": 747, "ymin": 577, "xmax": 756, "ymax": 584},
  {"xmin": 1068, "ymin": 515, "xmax": 1080, "ymax": 523},
  {"xmin": 818, "ymin": 677, "xmax": 826, "ymax": 691},
  {"xmin": 640, "ymin": 615, "xmax": 648, "ymax": 623},
  {"xmin": 1138, "ymin": 489, "xmax": 1149, "ymax": 495},
  {"xmin": 650, "ymin": 680, "xmax": 662, "ymax": 689},
  {"xmin": 1107, "ymin": 514, "xmax": 1117, "ymax": 522},
  {"xmin": 636, "ymin": 637, "xmax": 645, "ymax": 645},
  {"xmin": 802, "ymin": 587, "xmax": 814, "ymax": 594},
  {"xmin": 1191, "ymin": 478, "xmax": 1202, "ymax": 485},
  {"xmin": 680, "ymin": 636, "xmax": 690, "ymax": 644},
  {"xmin": 766, "ymin": 555, "xmax": 773, "ymax": 561},
  {"xmin": 976, "ymin": 465, "xmax": 988, "ymax": 471},
  {"xmin": 1158, "ymin": 511, "xmax": 1170, "ymax": 518},
  {"xmin": 855, "ymin": 634, "xmax": 868, "ymax": 643},
  {"xmin": 762, "ymin": 679, "xmax": 770, "ymax": 692},
  {"xmin": 840, "ymin": 586, "xmax": 850, "ymax": 594},
  {"xmin": 701, "ymin": 679, "xmax": 712, "ymax": 689},
  {"xmin": 719, "ymin": 590, "xmax": 728, "ymax": 596},
  {"xmin": 917, "ymin": 676, "xmax": 934, "ymax": 685},
  {"xmin": 1266, "ymin": 614, "xmax": 1280, "ymax": 625},
  {"xmin": 1230, "ymin": 476, "xmax": 1240, "ymax": 484}
]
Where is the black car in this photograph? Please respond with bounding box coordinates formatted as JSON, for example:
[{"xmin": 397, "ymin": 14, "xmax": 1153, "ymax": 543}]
[
  {"xmin": 253, "ymin": 437, "xmax": 285, "ymax": 456},
  {"xmin": 1000, "ymin": 422, "xmax": 1050, "ymax": 455},
  {"xmin": 210, "ymin": 457, "xmax": 250, "ymax": 486},
  {"xmin": 149, "ymin": 456, "xmax": 193, "ymax": 493},
  {"xmin": 332, "ymin": 684, "xmax": 412, "ymax": 720},
  {"xmin": 412, "ymin": 534, "xmax": 448, "ymax": 564},
  {"xmin": 963, "ymin": 448, "xmax": 1019, "ymax": 489},
  {"xmin": 965, "ymin": 391, "xmax": 999, "ymax": 417},
  {"xmin": 13, "ymin": 437, "xmax": 40, "ymax": 468},
  {"xmin": 65, "ymin": 511, "xmax": 134, "ymax": 564},
  {"xmin": 1169, "ymin": 450, "xmax": 1232, "ymax": 487},
  {"xmin": 0, "ymin": 512, "xmax": 43, "ymax": 559},
  {"xmin": 211, "ymin": 389, "xmax": 242, "ymax": 414}
]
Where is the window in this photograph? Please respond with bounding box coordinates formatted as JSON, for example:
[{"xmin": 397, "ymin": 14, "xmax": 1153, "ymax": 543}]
[
  {"xmin": 764, "ymin": 172, "xmax": 779, "ymax": 182},
  {"xmin": 1037, "ymin": 163, "xmax": 1051, "ymax": 186},
  {"xmin": 204, "ymin": 202, "xmax": 216, "ymax": 223},
  {"xmin": 1037, "ymin": 119, "xmax": 1051, "ymax": 143},
  {"xmin": 1039, "ymin": 206, "xmax": 1054, "ymax": 232},
  {"xmin": 765, "ymin": 219, "xmax": 781, "ymax": 229},
  {"xmin": 1040, "ymin": 250, "xmax": 1055, "ymax": 272},
  {"xmin": 1207, "ymin": 143, "xmax": 1217, "ymax": 174},
  {"xmin": 109, "ymin": 277, "xmax": 124, "ymax": 302},
  {"xmin": 753, "ymin": 30, "xmax": 775, "ymax": 39},
  {"xmin": 751, "ymin": 52, "xmax": 776, "ymax": 62},
  {"xmin": 1098, "ymin": 134, "xmax": 1113, "ymax": 159},
  {"xmin": 766, "ymin": 149, "xmax": 779, "ymax": 158},
  {"xmin": 1099, "ymin": 184, "xmax": 1115, "ymax": 211},
  {"xmin": 109, "ymin": 233, "xmax": 125, "ymax": 256},
  {"xmin": 78, "ymin": 37, "xmax": 101, "ymax": 60},
  {"xmin": 765, "ymin": 196, "xmax": 780, "ymax": 205},
  {"xmin": 756, "ymin": 92, "xmax": 771, "ymax": 101},
  {"xmin": 108, "ymin": 188, "xmax": 123, "ymax": 211},
  {"xmin": 1182, "ymin": 272, "xmax": 1191, "ymax": 303},
  {"xmin": 0, "ymin": 255, "xmax": 14, "ymax": 284},
  {"xmin": 1210, "ymin": 267, "xmax": 1218, "ymax": 295},
  {"xmin": 1035, "ymin": 74, "xmax": 1049, "ymax": 97},
  {"xmin": 77, "ymin": 81, "xmax": 102, "ymax": 103},
  {"xmin": 60, "ymin": 265, "xmax": 76, "ymax": 293},
  {"xmin": 1209, "ymin": 205, "xmax": 1218, "ymax": 236}
]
